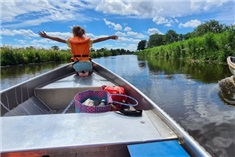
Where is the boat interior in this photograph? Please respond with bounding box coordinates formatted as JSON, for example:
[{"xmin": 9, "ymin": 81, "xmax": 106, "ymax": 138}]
[
  {"xmin": 0, "ymin": 63, "xmax": 205, "ymax": 157},
  {"xmin": 3, "ymin": 72, "xmax": 117, "ymax": 116}
]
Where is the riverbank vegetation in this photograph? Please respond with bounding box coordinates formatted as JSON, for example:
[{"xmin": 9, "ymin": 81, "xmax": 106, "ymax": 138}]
[
  {"xmin": 0, "ymin": 47, "xmax": 133, "ymax": 66},
  {"xmin": 136, "ymin": 20, "xmax": 235, "ymax": 63}
]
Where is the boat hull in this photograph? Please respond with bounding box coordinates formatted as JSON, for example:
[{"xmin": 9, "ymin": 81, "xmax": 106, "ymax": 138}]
[{"xmin": 227, "ymin": 56, "xmax": 235, "ymax": 75}]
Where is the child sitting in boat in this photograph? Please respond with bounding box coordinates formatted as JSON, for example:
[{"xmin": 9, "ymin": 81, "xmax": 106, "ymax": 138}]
[{"xmin": 38, "ymin": 26, "xmax": 118, "ymax": 77}]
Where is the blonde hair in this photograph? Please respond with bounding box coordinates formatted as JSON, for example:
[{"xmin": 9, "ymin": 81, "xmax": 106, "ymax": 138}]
[{"xmin": 72, "ymin": 26, "xmax": 85, "ymax": 37}]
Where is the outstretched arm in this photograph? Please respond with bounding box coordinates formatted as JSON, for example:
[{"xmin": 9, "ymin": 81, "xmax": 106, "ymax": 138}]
[
  {"xmin": 92, "ymin": 35, "xmax": 118, "ymax": 44},
  {"xmin": 38, "ymin": 31, "xmax": 66, "ymax": 43}
]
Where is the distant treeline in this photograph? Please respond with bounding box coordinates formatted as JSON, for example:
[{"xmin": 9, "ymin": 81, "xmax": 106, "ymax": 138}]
[
  {"xmin": 0, "ymin": 47, "xmax": 133, "ymax": 66},
  {"xmin": 136, "ymin": 20, "xmax": 235, "ymax": 62}
]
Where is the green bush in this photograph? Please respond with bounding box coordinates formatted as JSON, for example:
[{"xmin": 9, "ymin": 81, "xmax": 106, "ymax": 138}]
[
  {"xmin": 137, "ymin": 30, "xmax": 235, "ymax": 63},
  {"xmin": 1, "ymin": 47, "xmax": 16, "ymax": 65}
]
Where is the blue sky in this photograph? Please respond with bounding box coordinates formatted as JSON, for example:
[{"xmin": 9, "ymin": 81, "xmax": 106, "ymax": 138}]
[{"xmin": 1, "ymin": 0, "xmax": 234, "ymax": 51}]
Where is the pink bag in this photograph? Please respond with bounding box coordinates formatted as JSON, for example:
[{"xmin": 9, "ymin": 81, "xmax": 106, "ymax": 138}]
[{"xmin": 74, "ymin": 90, "xmax": 112, "ymax": 113}]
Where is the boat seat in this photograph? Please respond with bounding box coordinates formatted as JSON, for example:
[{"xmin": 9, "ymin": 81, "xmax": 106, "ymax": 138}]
[
  {"xmin": 3, "ymin": 96, "xmax": 51, "ymax": 116},
  {"xmin": 35, "ymin": 72, "xmax": 115, "ymax": 110}
]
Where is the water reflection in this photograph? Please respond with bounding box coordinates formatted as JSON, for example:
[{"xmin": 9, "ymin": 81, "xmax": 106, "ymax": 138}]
[
  {"xmin": 144, "ymin": 56, "xmax": 231, "ymax": 83},
  {"xmin": 1, "ymin": 62, "xmax": 67, "ymax": 90}
]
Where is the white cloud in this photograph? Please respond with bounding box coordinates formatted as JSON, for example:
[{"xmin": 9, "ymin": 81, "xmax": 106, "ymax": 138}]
[
  {"xmin": 115, "ymin": 31, "xmax": 127, "ymax": 37},
  {"xmin": 16, "ymin": 39, "xmax": 26, "ymax": 44},
  {"xmin": 124, "ymin": 27, "xmax": 132, "ymax": 31},
  {"xmin": 127, "ymin": 31, "xmax": 146, "ymax": 38},
  {"xmin": 2, "ymin": 0, "xmax": 233, "ymax": 29},
  {"xmin": 86, "ymin": 33, "xmax": 96, "ymax": 39},
  {"xmin": 179, "ymin": 19, "xmax": 202, "ymax": 28},
  {"xmin": 95, "ymin": 0, "xmax": 233, "ymax": 27},
  {"xmin": 148, "ymin": 28, "xmax": 163, "ymax": 35},
  {"xmin": 0, "ymin": 28, "xmax": 38, "ymax": 37},
  {"xmin": 95, "ymin": 1, "xmax": 137, "ymax": 16},
  {"xmin": 103, "ymin": 19, "xmax": 122, "ymax": 30},
  {"xmin": 1, "ymin": 0, "xmax": 50, "ymax": 22},
  {"xmin": 31, "ymin": 38, "xmax": 59, "ymax": 45},
  {"xmin": 118, "ymin": 37, "xmax": 141, "ymax": 43},
  {"xmin": 95, "ymin": 0, "xmax": 232, "ymax": 17},
  {"xmin": 152, "ymin": 16, "xmax": 175, "ymax": 27},
  {"xmin": 95, "ymin": 1, "xmax": 193, "ymax": 19},
  {"xmin": 46, "ymin": 32, "xmax": 72, "ymax": 39},
  {"xmin": 126, "ymin": 44, "xmax": 138, "ymax": 51},
  {"xmin": 190, "ymin": 0, "xmax": 232, "ymax": 12},
  {"xmin": 1, "ymin": 0, "xmax": 92, "ymax": 28},
  {"xmin": 114, "ymin": 29, "xmax": 146, "ymax": 39}
]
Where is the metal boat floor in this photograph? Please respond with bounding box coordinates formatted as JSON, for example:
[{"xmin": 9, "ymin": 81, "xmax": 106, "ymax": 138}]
[{"xmin": 1, "ymin": 110, "xmax": 177, "ymax": 153}]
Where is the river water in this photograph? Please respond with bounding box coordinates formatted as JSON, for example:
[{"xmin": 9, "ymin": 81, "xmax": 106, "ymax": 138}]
[{"xmin": 1, "ymin": 55, "xmax": 235, "ymax": 157}]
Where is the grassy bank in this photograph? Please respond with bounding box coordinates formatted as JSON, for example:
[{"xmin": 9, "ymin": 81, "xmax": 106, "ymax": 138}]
[
  {"xmin": 0, "ymin": 47, "xmax": 71, "ymax": 66},
  {"xmin": 0, "ymin": 47, "xmax": 128, "ymax": 66},
  {"xmin": 136, "ymin": 29, "xmax": 235, "ymax": 63}
]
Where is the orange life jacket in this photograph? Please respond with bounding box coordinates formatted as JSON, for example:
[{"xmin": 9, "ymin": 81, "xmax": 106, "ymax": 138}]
[{"xmin": 68, "ymin": 36, "xmax": 91, "ymax": 61}]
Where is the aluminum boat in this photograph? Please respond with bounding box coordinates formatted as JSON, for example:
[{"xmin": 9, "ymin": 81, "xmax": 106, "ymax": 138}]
[{"xmin": 0, "ymin": 61, "xmax": 211, "ymax": 157}]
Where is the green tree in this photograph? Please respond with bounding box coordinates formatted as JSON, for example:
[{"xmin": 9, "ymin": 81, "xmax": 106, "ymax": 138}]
[
  {"xmin": 120, "ymin": 48, "xmax": 126, "ymax": 54},
  {"xmin": 147, "ymin": 34, "xmax": 165, "ymax": 48},
  {"xmin": 90, "ymin": 48, "xmax": 95, "ymax": 52},
  {"xmin": 178, "ymin": 34, "xmax": 184, "ymax": 41},
  {"xmin": 194, "ymin": 20, "xmax": 226, "ymax": 37},
  {"xmin": 137, "ymin": 40, "xmax": 147, "ymax": 50},
  {"xmin": 164, "ymin": 30, "xmax": 178, "ymax": 44},
  {"xmin": 184, "ymin": 32, "xmax": 193, "ymax": 40},
  {"xmin": 51, "ymin": 45, "xmax": 59, "ymax": 51}
]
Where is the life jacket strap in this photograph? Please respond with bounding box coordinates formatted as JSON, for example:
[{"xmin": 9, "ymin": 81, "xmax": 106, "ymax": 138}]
[
  {"xmin": 73, "ymin": 55, "xmax": 89, "ymax": 57},
  {"xmin": 71, "ymin": 56, "xmax": 91, "ymax": 62}
]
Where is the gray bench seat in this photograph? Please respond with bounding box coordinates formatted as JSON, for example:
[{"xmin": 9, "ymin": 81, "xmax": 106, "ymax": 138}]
[{"xmin": 35, "ymin": 72, "xmax": 115, "ymax": 110}]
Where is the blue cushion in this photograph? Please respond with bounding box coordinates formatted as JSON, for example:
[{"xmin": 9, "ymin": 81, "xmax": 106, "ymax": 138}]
[{"xmin": 128, "ymin": 140, "xmax": 190, "ymax": 157}]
